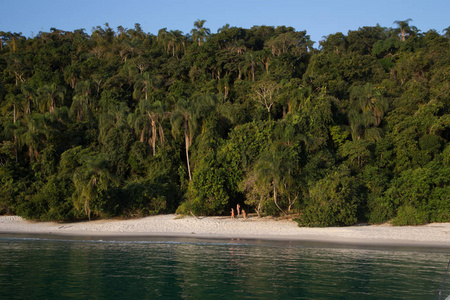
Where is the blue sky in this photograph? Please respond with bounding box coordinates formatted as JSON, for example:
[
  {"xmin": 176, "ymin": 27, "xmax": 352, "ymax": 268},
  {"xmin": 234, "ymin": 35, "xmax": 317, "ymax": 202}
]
[{"xmin": 1, "ymin": 0, "xmax": 449, "ymax": 46}]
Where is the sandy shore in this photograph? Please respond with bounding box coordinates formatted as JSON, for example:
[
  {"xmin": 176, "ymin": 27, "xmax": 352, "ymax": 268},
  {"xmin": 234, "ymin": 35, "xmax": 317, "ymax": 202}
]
[{"xmin": 1, "ymin": 214, "xmax": 450, "ymax": 249}]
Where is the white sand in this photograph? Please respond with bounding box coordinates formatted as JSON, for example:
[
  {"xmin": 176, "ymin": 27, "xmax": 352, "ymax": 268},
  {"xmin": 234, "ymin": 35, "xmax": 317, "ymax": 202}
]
[{"xmin": 1, "ymin": 214, "xmax": 450, "ymax": 248}]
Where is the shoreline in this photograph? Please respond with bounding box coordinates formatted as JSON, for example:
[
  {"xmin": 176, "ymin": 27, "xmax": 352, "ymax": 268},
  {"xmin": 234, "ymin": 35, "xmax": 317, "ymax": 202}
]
[{"xmin": 1, "ymin": 214, "xmax": 450, "ymax": 251}]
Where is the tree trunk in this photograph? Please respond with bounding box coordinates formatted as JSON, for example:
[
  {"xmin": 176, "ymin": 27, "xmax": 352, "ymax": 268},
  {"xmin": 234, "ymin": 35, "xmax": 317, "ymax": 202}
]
[
  {"xmin": 26, "ymin": 98, "xmax": 31, "ymax": 114},
  {"xmin": 184, "ymin": 121, "xmax": 192, "ymax": 181},
  {"xmin": 140, "ymin": 127, "xmax": 146, "ymax": 143},
  {"xmin": 85, "ymin": 199, "xmax": 91, "ymax": 221},
  {"xmin": 151, "ymin": 118, "xmax": 157, "ymax": 156},
  {"xmin": 224, "ymin": 86, "xmax": 229, "ymax": 99},
  {"xmin": 288, "ymin": 192, "xmax": 298, "ymax": 214},
  {"xmin": 14, "ymin": 135, "xmax": 18, "ymax": 163},
  {"xmin": 257, "ymin": 196, "xmax": 262, "ymax": 217},
  {"xmin": 273, "ymin": 183, "xmax": 287, "ymax": 216},
  {"xmin": 251, "ymin": 64, "xmax": 255, "ymax": 82},
  {"xmin": 158, "ymin": 124, "xmax": 165, "ymax": 147},
  {"xmin": 50, "ymin": 97, "xmax": 55, "ymax": 114}
]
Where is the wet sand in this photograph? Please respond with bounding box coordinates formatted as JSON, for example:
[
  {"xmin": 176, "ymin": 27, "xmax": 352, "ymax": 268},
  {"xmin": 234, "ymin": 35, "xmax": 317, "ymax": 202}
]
[{"xmin": 1, "ymin": 215, "xmax": 450, "ymax": 250}]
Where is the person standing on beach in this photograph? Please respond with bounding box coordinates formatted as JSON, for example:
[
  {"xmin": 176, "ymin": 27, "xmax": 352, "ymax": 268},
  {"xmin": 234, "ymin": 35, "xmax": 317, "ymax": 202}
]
[
  {"xmin": 242, "ymin": 209, "xmax": 246, "ymax": 220},
  {"xmin": 231, "ymin": 208, "xmax": 235, "ymax": 219},
  {"xmin": 236, "ymin": 204, "xmax": 240, "ymax": 216}
]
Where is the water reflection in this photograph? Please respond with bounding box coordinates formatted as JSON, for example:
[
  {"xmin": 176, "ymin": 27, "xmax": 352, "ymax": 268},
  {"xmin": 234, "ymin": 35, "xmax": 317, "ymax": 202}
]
[{"xmin": 0, "ymin": 238, "xmax": 448, "ymax": 299}]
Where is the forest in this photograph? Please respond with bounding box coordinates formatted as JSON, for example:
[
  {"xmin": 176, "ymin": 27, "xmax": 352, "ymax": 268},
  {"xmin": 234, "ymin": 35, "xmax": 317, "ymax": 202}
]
[{"xmin": 0, "ymin": 20, "xmax": 449, "ymax": 226}]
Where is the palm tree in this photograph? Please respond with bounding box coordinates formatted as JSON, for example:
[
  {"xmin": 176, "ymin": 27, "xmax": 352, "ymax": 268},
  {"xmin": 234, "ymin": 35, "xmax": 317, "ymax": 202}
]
[
  {"xmin": 72, "ymin": 154, "xmax": 117, "ymax": 221},
  {"xmin": 167, "ymin": 30, "xmax": 185, "ymax": 57},
  {"xmin": 38, "ymin": 83, "xmax": 65, "ymax": 113},
  {"xmin": 170, "ymin": 98, "xmax": 198, "ymax": 181},
  {"xmin": 243, "ymin": 52, "xmax": 258, "ymax": 82},
  {"xmin": 350, "ymin": 83, "xmax": 388, "ymax": 130},
  {"xmin": 348, "ymin": 110, "xmax": 383, "ymax": 141},
  {"xmin": 2, "ymin": 94, "xmax": 23, "ymax": 124},
  {"xmin": 191, "ymin": 19, "xmax": 210, "ymax": 46},
  {"xmin": 232, "ymin": 39, "xmax": 247, "ymax": 55},
  {"xmin": 63, "ymin": 65, "xmax": 79, "ymax": 88},
  {"xmin": 21, "ymin": 84, "xmax": 35, "ymax": 115},
  {"xmin": 1, "ymin": 94, "xmax": 25, "ymax": 163},
  {"xmin": 133, "ymin": 72, "xmax": 159, "ymax": 101},
  {"xmin": 394, "ymin": 19, "xmax": 413, "ymax": 41},
  {"xmin": 75, "ymin": 80, "xmax": 92, "ymax": 105},
  {"xmin": 255, "ymin": 142, "xmax": 294, "ymax": 216},
  {"xmin": 136, "ymin": 99, "xmax": 166, "ymax": 156},
  {"xmin": 98, "ymin": 101, "xmax": 129, "ymax": 147},
  {"xmin": 19, "ymin": 114, "xmax": 48, "ymax": 161},
  {"xmin": 69, "ymin": 80, "xmax": 93, "ymax": 122},
  {"xmin": 1, "ymin": 119, "xmax": 22, "ymax": 163},
  {"xmin": 170, "ymin": 94, "xmax": 216, "ymax": 181}
]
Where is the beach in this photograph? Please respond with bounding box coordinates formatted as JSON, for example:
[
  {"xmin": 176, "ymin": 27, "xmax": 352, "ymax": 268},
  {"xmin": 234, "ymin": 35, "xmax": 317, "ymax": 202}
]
[{"xmin": 1, "ymin": 214, "xmax": 450, "ymax": 249}]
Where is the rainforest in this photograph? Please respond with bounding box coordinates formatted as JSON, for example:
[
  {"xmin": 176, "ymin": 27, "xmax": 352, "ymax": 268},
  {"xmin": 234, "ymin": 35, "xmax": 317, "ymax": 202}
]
[{"xmin": 0, "ymin": 20, "xmax": 449, "ymax": 226}]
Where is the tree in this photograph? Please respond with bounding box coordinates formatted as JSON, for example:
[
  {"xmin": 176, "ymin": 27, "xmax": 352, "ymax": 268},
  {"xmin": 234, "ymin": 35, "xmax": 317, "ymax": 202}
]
[
  {"xmin": 70, "ymin": 80, "xmax": 93, "ymax": 122},
  {"xmin": 242, "ymin": 52, "xmax": 258, "ymax": 81},
  {"xmin": 393, "ymin": 19, "xmax": 413, "ymax": 41},
  {"xmin": 348, "ymin": 83, "xmax": 388, "ymax": 141},
  {"xmin": 444, "ymin": 26, "xmax": 450, "ymax": 38},
  {"xmin": 265, "ymin": 30, "xmax": 313, "ymax": 56},
  {"xmin": 6, "ymin": 54, "xmax": 28, "ymax": 86},
  {"xmin": 72, "ymin": 153, "xmax": 118, "ymax": 221},
  {"xmin": 0, "ymin": 21, "xmax": 449, "ymax": 225},
  {"xmin": 37, "ymin": 83, "xmax": 65, "ymax": 113},
  {"xmin": 21, "ymin": 84, "xmax": 35, "ymax": 115},
  {"xmin": 167, "ymin": 30, "xmax": 185, "ymax": 57},
  {"xmin": 254, "ymin": 141, "xmax": 296, "ymax": 216},
  {"xmin": 298, "ymin": 166, "xmax": 363, "ymax": 227},
  {"xmin": 19, "ymin": 114, "xmax": 49, "ymax": 161},
  {"xmin": 137, "ymin": 99, "xmax": 166, "ymax": 156},
  {"xmin": 186, "ymin": 133, "xmax": 230, "ymax": 215},
  {"xmin": 2, "ymin": 94, "xmax": 23, "ymax": 124},
  {"xmin": 133, "ymin": 72, "xmax": 160, "ymax": 101},
  {"xmin": 170, "ymin": 99, "xmax": 197, "ymax": 181},
  {"xmin": 252, "ymin": 80, "xmax": 280, "ymax": 117},
  {"xmin": 191, "ymin": 20, "xmax": 210, "ymax": 46}
]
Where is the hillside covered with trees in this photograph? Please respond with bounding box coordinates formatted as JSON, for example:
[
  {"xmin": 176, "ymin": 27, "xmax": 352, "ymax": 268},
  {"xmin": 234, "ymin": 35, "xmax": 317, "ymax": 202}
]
[{"xmin": 0, "ymin": 20, "xmax": 449, "ymax": 226}]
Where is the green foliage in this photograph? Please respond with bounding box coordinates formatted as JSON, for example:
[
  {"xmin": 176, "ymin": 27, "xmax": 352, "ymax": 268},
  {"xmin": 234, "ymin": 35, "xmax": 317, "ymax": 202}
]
[
  {"xmin": 391, "ymin": 205, "xmax": 429, "ymax": 226},
  {"xmin": 0, "ymin": 22, "xmax": 448, "ymax": 227},
  {"xmin": 381, "ymin": 160, "xmax": 450, "ymax": 225},
  {"xmin": 220, "ymin": 120, "xmax": 275, "ymax": 189},
  {"xmin": 17, "ymin": 176, "xmax": 75, "ymax": 221},
  {"xmin": 359, "ymin": 165, "xmax": 392, "ymax": 224},
  {"xmin": 185, "ymin": 127, "xmax": 230, "ymax": 215},
  {"xmin": 339, "ymin": 139, "xmax": 374, "ymax": 169},
  {"xmin": 329, "ymin": 125, "xmax": 349, "ymax": 149},
  {"xmin": 120, "ymin": 180, "xmax": 168, "ymax": 217},
  {"xmin": 0, "ymin": 162, "xmax": 23, "ymax": 215},
  {"xmin": 297, "ymin": 166, "xmax": 364, "ymax": 227}
]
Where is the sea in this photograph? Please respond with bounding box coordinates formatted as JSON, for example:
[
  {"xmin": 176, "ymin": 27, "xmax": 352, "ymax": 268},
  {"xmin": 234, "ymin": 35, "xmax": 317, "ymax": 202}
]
[{"xmin": 0, "ymin": 235, "xmax": 449, "ymax": 299}]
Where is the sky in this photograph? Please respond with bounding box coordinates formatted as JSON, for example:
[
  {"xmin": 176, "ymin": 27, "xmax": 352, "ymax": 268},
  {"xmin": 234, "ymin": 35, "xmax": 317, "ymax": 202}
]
[{"xmin": 1, "ymin": 0, "xmax": 449, "ymax": 46}]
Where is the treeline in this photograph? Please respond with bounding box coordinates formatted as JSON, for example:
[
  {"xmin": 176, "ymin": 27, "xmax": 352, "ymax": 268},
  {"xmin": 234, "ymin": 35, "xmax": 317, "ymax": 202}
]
[{"xmin": 0, "ymin": 20, "xmax": 449, "ymax": 226}]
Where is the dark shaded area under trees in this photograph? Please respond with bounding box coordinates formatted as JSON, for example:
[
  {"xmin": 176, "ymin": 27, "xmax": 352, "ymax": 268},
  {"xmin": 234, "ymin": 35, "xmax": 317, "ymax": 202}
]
[{"xmin": 0, "ymin": 20, "xmax": 449, "ymax": 226}]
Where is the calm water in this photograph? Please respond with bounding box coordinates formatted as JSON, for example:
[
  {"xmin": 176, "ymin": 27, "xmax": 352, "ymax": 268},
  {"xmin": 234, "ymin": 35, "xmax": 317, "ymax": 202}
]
[{"xmin": 0, "ymin": 236, "xmax": 449, "ymax": 299}]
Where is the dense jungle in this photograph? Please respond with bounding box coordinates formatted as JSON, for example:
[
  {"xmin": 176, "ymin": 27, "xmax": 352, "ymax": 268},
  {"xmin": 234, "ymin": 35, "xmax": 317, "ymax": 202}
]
[{"xmin": 0, "ymin": 20, "xmax": 449, "ymax": 226}]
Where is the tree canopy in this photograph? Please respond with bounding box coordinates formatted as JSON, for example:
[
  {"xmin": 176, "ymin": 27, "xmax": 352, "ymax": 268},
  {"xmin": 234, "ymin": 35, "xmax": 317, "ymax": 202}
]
[{"xmin": 0, "ymin": 20, "xmax": 449, "ymax": 226}]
